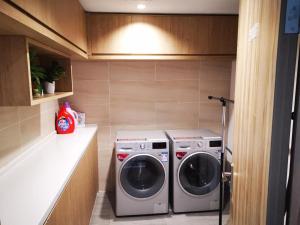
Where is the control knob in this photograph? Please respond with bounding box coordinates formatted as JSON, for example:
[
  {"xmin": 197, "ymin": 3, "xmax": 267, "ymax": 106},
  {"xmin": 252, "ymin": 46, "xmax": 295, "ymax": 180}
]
[{"xmin": 197, "ymin": 141, "xmax": 204, "ymax": 148}]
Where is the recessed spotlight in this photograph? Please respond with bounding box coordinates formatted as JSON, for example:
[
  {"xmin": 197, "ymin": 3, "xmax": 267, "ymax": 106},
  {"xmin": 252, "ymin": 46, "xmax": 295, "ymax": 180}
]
[{"xmin": 137, "ymin": 4, "xmax": 146, "ymax": 10}]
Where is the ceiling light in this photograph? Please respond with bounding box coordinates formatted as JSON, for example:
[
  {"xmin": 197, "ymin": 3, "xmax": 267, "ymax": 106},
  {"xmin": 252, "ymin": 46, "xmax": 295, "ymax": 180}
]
[{"xmin": 137, "ymin": 4, "xmax": 146, "ymax": 10}]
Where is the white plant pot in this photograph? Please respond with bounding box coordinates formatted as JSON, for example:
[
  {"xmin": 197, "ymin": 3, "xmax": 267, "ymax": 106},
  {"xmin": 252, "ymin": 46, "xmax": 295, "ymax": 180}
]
[{"xmin": 44, "ymin": 81, "xmax": 55, "ymax": 94}]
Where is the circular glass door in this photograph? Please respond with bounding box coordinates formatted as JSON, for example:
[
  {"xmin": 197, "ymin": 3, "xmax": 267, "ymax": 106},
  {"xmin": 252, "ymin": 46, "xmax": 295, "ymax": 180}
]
[
  {"xmin": 120, "ymin": 154, "xmax": 165, "ymax": 199},
  {"xmin": 178, "ymin": 152, "xmax": 220, "ymax": 196}
]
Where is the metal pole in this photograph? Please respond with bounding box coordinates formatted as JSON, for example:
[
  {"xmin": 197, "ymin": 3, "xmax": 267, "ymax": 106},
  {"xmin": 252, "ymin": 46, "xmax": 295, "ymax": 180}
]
[
  {"xmin": 219, "ymin": 102, "xmax": 227, "ymax": 225},
  {"xmin": 207, "ymin": 96, "xmax": 234, "ymax": 225}
]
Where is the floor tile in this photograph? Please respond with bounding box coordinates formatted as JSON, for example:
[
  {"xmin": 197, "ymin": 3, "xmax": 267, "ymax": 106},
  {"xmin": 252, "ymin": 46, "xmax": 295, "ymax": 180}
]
[{"xmin": 89, "ymin": 194, "xmax": 230, "ymax": 225}]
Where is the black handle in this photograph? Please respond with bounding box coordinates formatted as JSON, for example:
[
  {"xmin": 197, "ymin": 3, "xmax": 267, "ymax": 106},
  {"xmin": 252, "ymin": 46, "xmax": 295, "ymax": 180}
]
[{"xmin": 208, "ymin": 96, "xmax": 234, "ymax": 106}]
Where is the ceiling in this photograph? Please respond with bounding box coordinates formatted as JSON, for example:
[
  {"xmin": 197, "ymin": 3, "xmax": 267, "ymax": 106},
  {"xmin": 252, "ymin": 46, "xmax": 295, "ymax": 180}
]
[{"xmin": 79, "ymin": 0, "xmax": 239, "ymax": 14}]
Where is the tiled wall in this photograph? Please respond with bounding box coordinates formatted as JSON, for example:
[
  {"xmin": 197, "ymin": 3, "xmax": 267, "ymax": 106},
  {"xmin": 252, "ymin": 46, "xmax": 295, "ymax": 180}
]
[
  {"xmin": 0, "ymin": 100, "xmax": 58, "ymax": 169},
  {"xmin": 67, "ymin": 60, "xmax": 233, "ymax": 192}
]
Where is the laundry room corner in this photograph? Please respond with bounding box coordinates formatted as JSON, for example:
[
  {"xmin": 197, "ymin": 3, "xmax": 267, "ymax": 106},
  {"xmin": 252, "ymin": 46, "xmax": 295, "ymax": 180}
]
[{"xmin": 64, "ymin": 59, "xmax": 236, "ymax": 195}]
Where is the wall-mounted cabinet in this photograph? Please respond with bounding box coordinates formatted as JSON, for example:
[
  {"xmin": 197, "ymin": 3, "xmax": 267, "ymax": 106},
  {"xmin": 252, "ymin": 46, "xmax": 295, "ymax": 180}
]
[
  {"xmin": 0, "ymin": 0, "xmax": 87, "ymax": 59},
  {"xmin": 9, "ymin": 0, "xmax": 87, "ymax": 52},
  {"xmin": 87, "ymin": 14, "xmax": 238, "ymax": 59},
  {"xmin": 0, "ymin": 36, "xmax": 73, "ymax": 106}
]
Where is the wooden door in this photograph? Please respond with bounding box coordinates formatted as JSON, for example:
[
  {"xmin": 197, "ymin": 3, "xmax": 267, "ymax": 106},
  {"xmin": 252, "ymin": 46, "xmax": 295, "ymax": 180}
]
[{"xmin": 231, "ymin": 0, "xmax": 282, "ymax": 224}]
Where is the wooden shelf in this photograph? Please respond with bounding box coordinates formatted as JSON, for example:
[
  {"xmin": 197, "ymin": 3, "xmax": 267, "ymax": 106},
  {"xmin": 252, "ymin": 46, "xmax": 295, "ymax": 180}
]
[
  {"xmin": 32, "ymin": 92, "xmax": 73, "ymax": 105},
  {"xmin": 0, "ymin": 35, "xmax": 73, "ymax": 106}
]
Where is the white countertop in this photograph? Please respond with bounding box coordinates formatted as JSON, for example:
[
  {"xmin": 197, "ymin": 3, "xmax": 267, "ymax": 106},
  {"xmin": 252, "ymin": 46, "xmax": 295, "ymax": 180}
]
[{"xmin": 0, "ymin": 125, "xmax": 98, "ymax": 225}]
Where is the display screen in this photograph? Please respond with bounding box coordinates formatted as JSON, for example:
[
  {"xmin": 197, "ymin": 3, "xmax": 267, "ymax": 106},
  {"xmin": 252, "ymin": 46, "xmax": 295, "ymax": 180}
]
[
  {"xmin": 209, "ymin": 140, "xmax": 222, "ymax": 147},
  {"xmin": 152, "ymin": 142, "xmax": 167, "ymax": 149}
]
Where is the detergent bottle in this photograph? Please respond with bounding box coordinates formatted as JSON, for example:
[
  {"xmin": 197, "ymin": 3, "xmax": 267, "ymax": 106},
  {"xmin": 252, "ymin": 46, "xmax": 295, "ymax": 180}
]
[
  {"xmin": 56, "ymin": 102, "xmax": 75, "ymax": 134},
  {"xmin": 64, "ymin": 102, "xmax": 78, "ymax": 127}
]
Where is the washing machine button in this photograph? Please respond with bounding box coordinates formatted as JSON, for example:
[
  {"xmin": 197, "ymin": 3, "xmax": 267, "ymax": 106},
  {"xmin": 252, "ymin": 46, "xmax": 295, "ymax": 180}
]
[
  {"xmin": 140, "ymin": 144, "xmax": 145, "ymax": 149},
  {"xmin": 197, "ymin": 141, "xmax": 204, "ymax": 148}
]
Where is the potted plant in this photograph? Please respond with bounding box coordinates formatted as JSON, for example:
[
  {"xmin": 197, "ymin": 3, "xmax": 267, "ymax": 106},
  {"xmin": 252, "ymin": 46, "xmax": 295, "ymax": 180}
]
[
  {"xmin": 44, "ymin": 61, "xmax": 65, "ymax": 94},
  {"xmin": 30, "ymin": 49, "xmax": 46, "ymax": 97}
]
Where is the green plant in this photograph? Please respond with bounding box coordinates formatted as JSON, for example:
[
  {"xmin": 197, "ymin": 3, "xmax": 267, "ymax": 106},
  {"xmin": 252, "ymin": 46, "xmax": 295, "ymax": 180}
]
[
  {"xmin": 45, "ymin": 61, "xmax": 65, "ymax": 83},
  {"xmin": 29, "ymin": 49, "xmax": 46, "ymax": 95}
]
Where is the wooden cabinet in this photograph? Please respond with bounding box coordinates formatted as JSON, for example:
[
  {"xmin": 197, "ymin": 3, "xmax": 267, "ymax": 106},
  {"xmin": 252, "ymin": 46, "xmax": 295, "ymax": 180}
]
[
  {"xmin": 0, "ymin": 36, "xmax": 73, "ymax": 106},
  {"xmin": 87, "ymin": 14, "xmax": 238, "ymax": 59},
  {"xmin": 45, "ymin": 134, "xmax": 99, "ymax": 225},
  {"xmin": 10, "ymin": 0, "xmax": 87, "ymax": 52}
]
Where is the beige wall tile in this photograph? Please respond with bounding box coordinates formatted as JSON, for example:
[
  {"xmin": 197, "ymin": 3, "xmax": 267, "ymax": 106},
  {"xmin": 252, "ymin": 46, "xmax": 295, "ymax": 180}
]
[
  {"xmin": 199, "ymin": 60, "xmax": 232, "ymax": 81},
  {"xmin": 110, "ymin": 80, "xmax": 156, "ymax": 104},
  {"xmin": 0, "ymin": 107, "xmax": 19, "ymax": 130},
  {"xmin": 110, "ymin": 61, "xmax": 155, "ymax": 81},
  {"xmin": 20, "ymin": 115, "xmax": 41, "ymax": 146},
  {"xmin": 199, "ymin": 101, "xmax": 222, "ymax": 124},
  {"xmin": 199, "ymin": 79, "xmax": 230, "ymax": 102},
  {"xmin": 40, "ymin": 111, "xmax": 56, "ymax": 137},
  {"xmin": 71, "ymin": 80, "xmax": 109, "ymax": 105},
  {"xmin": 0, "ymin": 124, "xmax": 21, "ymax": 167},
  {"xmin": 18, "ymin": 105, "xmax": 40, "ymax": 121},
  {"xmin": 156, "ymin": 61, "xmax": 199, "ymax": 80},
  {"xmin": 198, "ymin": 121, "xmax": 222, "ymax": 134},
  {"xmin": 99, "ymin": 151, "xmax": 115, "ymax": 191},
  {"xmin": 72, "ymin": 61, "xmax": 109, "ymax": 81},
  {"xmin": 40, "ymin": 100, "xmax": 59, "ymax": 114},
  {"xmin": 110, "ymin": 102, "xmax": 156, "ymax": 126},
  {"xmin": 97, "ymin": 126, "xmax": 113, "ymax": 159},
  {"xmin": 71, "ymin": 103, "xmax": 109, "ymax": 126},
  {"xmin": 155, "ymin": 102, "xmax": 199, "ymax": 129},
  {"xmin": 97, "ymin": 126, "xmax": 111, "ymax": 148},
  {"xmin": 155, "ymin": 80, "xmax": 199, "ymax": 102}
]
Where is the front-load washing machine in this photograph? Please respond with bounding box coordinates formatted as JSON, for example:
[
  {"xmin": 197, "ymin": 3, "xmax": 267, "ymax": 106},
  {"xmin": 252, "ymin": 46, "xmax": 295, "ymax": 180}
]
[
  {"xmin": 115, "ymin": 130, "xmax": 169, "ymax": 216},
  {"xmin": 166, "ymin": 129, "xmax": 222, "ymax": 213}
]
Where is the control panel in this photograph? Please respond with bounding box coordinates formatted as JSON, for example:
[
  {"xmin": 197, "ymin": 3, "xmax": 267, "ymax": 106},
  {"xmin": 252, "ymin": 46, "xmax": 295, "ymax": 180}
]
[
  {"xmin": 174, "ymin": 139, "xmax": 222, "ymax": 159},
  {"xmin": 117, "ymin": 141, "xmax": 168, "ymax": 151}
]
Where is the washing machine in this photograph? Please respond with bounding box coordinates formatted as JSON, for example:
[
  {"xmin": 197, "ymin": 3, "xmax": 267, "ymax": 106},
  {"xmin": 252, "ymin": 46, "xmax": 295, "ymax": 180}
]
[
  {"xmin": 166, "ymin": 129, "xmax": 222, "ymax": 213},
  {"xmin": 115, "ymin": 130, "xmax": 169, "ymax": 216}
]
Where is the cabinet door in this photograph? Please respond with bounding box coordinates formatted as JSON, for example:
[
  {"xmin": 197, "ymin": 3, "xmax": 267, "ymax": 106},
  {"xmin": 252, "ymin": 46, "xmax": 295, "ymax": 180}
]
[
  {"xmin": 45, "ymin": 136, "xmax": 98, "ymax": 225},
  {"xmin": 10, "ymin": 0, "xmax": 87, "ymax": 52},
  {"xmin": 87, "ymin": 14, "xmax": 238, "ymax": 56}
]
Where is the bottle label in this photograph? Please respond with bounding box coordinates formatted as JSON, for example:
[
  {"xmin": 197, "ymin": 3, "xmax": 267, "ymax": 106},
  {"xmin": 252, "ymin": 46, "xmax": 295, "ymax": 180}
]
[{"xmin": 57, "ymin": 117, "xmax": 70, "ymax": 131}]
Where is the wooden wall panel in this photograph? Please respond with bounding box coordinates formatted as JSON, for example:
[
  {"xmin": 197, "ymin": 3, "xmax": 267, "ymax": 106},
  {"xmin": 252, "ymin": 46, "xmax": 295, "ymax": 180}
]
[
  {"xmin": 10, "ymin": 0, "xmax": 87, "ymax": 52},
  {"xmin": 45, "ymin": 135, "xmax": 99, "ymax": 225},
  {"xmin": 87, "ymin": 14, "xmax": 238, "ymax": 56},
  {"xmin": 231, "ymin": 0, "xmax": 281, "ymax": 224}
]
